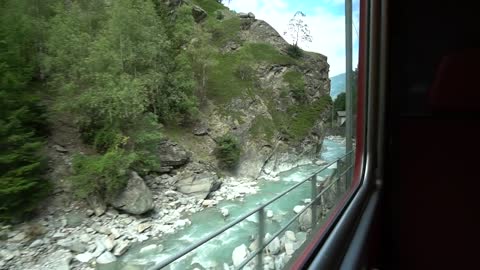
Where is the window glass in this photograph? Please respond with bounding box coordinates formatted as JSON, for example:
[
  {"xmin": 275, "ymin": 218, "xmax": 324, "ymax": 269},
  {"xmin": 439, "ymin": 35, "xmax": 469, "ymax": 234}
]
[{"xmin": 0, "ymin": 0, "xmax": 359, "ymax": 269}]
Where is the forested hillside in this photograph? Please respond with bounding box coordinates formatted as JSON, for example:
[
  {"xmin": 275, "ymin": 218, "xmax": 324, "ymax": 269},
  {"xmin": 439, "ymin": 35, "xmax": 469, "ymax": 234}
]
[
  {"xmin": 0, "ymin": 0, "xmax": 336, "ymax": 269},
  {"xmin": 0, "ymin": 0, "xmax": 332, "ymax": 221}
]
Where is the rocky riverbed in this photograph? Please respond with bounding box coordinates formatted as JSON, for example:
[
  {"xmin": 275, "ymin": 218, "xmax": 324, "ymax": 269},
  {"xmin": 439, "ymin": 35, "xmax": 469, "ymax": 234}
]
[
  {"xmin": 0, "ymin": 137, "xmax": 346, "ymax": 270},
  {"xmin": 0, "ymin": 172, "xmax": 259, "ymax": 270}
]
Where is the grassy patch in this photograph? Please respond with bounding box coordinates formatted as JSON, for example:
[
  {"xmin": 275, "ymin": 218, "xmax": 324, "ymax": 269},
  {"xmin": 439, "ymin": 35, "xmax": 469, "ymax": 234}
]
[
  {"xmin": 250, "ymin": 115, "xmax": 275, "ymax": 142},
  {"xmin": 244, "ymin": 43, "xmax": 296, "ymax": 65},
  {"xmin": 192, "ymin": 0, "xmax": 226, "ymax": 15},
  {"xmin": 207, "ymin": 43, "xmax": 296, "ymax": 104},
  {"xmin": 283, "ymin": 70, "xmax": 305, "ymax": 102},
  {"xmin": 286, "ymin": 95, "xmax": 332, "ymax": 140},
  {"xmin": 207, "ymin": 16, "xmax": 242, "ymax": 47}
]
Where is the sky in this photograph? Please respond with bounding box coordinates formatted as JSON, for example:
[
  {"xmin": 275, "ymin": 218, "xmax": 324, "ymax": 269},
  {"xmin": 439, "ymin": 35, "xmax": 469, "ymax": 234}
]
[{"xmin": 227, "ymin": 0, "xmax": 360, "ymax": 77}]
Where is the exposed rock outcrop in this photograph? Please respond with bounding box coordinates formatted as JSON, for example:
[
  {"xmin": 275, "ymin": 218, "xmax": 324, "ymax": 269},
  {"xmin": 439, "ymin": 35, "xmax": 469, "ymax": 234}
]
[
  {"xmin": 108, "ymin": 171, "xmax": 154, "ymax": 215},
  {"xmin": 165, "ymin": 3, "xmax": 331, "ymax": 179},
  {"xmin": 174, "ymin": 172, "xmax": 221, "ymax": 199},
  {"xmin": 192, "ymin": 5, "xmax": 207, "ymax": 23},
  {"xmin": 157, "ymin": 140, "xmax": 191, "ymax": 173}
]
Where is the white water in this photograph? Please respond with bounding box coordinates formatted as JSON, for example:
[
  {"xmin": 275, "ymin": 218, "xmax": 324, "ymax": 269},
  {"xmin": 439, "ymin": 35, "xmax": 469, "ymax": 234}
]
[{"xmin": 105, "ymin": 138, "xmax": 346, "ymax": 270}]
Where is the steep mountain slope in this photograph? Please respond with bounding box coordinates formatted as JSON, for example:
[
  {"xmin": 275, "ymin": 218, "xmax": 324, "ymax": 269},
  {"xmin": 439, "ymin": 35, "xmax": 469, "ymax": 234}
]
[{"xmin": 166, "ymin": 0, "xmax": 332, "ymax": 179}]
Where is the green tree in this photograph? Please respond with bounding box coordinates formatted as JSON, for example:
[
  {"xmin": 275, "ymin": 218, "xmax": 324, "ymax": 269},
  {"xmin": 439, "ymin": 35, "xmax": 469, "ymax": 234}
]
[
  {"xmin": 215, "ymin": 135, "xmax": 240, "ymax": 170},
  {"xmin": 334, "ymin": 92, "xmax": 346, "ymax": 112},
  {"xmin": 0, "ymin": 0, "xmax": 49, "ymax": 222}
]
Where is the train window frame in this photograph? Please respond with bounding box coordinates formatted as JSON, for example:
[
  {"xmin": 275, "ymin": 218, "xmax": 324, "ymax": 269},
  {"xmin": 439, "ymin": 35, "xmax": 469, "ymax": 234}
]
[{"xmin": 286, "ymin": 0, "xmax": 386, "ymax": 268}]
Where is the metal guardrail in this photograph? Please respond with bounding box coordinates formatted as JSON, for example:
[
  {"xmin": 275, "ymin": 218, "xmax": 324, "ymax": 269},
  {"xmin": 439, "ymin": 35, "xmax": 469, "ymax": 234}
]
[{"xmin": 148, "ymin": 151, "xmax": 354, "ymax": 270}]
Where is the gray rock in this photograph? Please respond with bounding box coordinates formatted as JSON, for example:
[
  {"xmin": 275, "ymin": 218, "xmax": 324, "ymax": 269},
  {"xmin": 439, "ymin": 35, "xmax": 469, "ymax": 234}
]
[
  {"xmin": 299, "ymin": 208, "xmax": 312, "ymax": 231},
  {"xmin": 164, "ymin": 190, "xmax": 178, "ymax": 197},
  {"xmin": 74, "ymin": 252, "xmax": 94, "ymax": 263},
  {"xmin": 139, "ymin": 244, "xmax": 157, "ymax": 254},
  {"xmin": 265, "ymin": 233, "xmax": 281, "ymax": 255},
  {"xmin": 87, "ymin": 194, "xmax": 106, "ymax": 217},
  {"xmin": 53, "ymin": 144, "xmax": 68, "ymax": 153},
  {"xmin": 79, "ymin": 233, "xmax": 91, "ymax": 243},
  {"xmin": 176, "ymin": 172, "xmax": 220, "ymax": 199},
  {"xmin": 92, "ymin": 224, "xmax": 111, "ymax": 235},
  {"xmin": 0, "ymin": 249, "xmax": 16, "ymax": 261},
  {"xmin": 266, "ymin": 210, "xmax": 274, "ymax": 218},
  {"xmin": 248, "ymin": 239, "xmax": 258, "ymax": 252},
  {"xmin": 86, "ymin": 209, "xmax": 95, "ymax": 217},
  {"xmin": 65, "ymin": 212, "xmax": 85, "ymax": 228},
  {"xmin": 285, "ymin": 231, "xmax": 296, "ymax": 242},
  {"xmin": 238, "ymin": 12, "xmax": 249, "ymax": 18},
  {"xmin": 248, "ymin": 12, "xmax": 255, "ymax": 19},
  {"xmin": 92, "ymin": 239, "xmax": 107, "ymax": 258},
  {"xmin": 96, "ymin": 251, "xmax": 117, "ymax": 265},
  {"xmin": 221, "ymin": 208, "xmax": 229, "ymax": 217},
  {"xmin": 29, "ymin": 239, "xmax": 44, "ymax": 248},
  {"xmin": 158, "ymin": 141, "xmax": 190, "ymax": 167},
  {"xmin": 191, "ymin": 5, "xmax": 207, "ymax": 23},
  {"xmin": 57, "ymin": 238, "xmax": 87, "ymax": 253},
  {"xmin": 264, "ymin": 255, "xmax": 275, "ymax": 270},
  {"xmin": 113, "ymin": 240, "xmax": 131, "ymax": 256},
  {"xmin": 285, "ymin": 242, "xmax": 295, "ymax": 255},
  {"xmin": 296, "ymin": 232, "xmax": 307, "ymax": 244},
  {"xmin": 193, "ymin": 125, "xmax": 209, "ymax": 136},
  {"xmin": 293, "ymin": 205, "xmax": 305, "ymax": 214},
  {"xmin": 109, "ymin": 171, "xmax": 154, "ymax": 215},
  {"xmin": 232, "ymin": 244, "xmax": 248, "ymax": 267},
  {"xmin": 101, "ymin": 236, "xmax": 115, "ymax": 251},
  {"xmin": 274, "ymin": 253, "xmax": 287, "ymax": 270},
  {"xmin": 10, "ymin": 232, "xmax": 26, "ymax": 242},
  {"xmin": 137, "ymin": 223, "xmax": 152, "ymax": 234},
  {"xmin": 110, "ymin": 228, "xmax": 121, "ymax": 240},
  {"xmin": 53, "ymin": 232, "xmax": 67, "ymax": 239},
  {"xmin": 40, "ymin": 249, "xmax": 72, "ymax": 270}
]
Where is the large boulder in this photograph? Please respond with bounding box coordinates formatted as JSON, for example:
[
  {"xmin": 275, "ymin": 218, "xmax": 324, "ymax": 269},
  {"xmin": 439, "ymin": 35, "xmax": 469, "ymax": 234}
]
[
  {"xmin": 232, "ymin": 244, "xmax": 249, "ymax": 268},
  {"xmin": 299, "ymin": 208, "xmax": 312, "ymax": 231},
  {"xmin": 192, "ymin": 5, "xmax": 207, "ymax": 23},
  {"xmin": 32, "ymin": 249, "xmax": 72, "ymax": 270},
  {"xmin": 175, "ymin": 172, "xmax": 221, "ymax": 199},
  {"xmin": 109, "ymin": 171, "xmax": 154, "ymax": 215},
  {"xmin": 265, "ymin": 233, "xmax": 281, "ymax": 255},
  {"xmin": 157, "ymin": 141, "xmax": 191, "ymax": 172},
  {"xmin": 86, "ymin": 194, "xmax": 106, "ymax": 216}
]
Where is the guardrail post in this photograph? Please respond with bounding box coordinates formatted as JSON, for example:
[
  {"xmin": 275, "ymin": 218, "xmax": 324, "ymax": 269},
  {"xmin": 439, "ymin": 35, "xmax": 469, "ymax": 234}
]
[
  {"xmin": 340, "ymin": 158, "xmax": 348, "ymax": 193},
  {"xmin": 256, "ymin": 208, "xmax": 265, "ymax": 270},
  {"xmin": 311, "ymin": 176, "xmax": 317, "ymax": 227},
  {"xmin": 320, "ymin": 194, "xmax": 325, "ymax": 218}
]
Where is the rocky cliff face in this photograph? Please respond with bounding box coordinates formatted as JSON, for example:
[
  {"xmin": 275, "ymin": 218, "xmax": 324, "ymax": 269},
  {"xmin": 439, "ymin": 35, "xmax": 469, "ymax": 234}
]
[{"xmin": 163, "ymin": 1, "xmax": 331, "ymax": 180}]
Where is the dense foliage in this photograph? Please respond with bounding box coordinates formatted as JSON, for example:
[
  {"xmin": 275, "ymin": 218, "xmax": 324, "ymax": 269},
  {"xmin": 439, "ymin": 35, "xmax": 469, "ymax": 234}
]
[
  {"xmin": 334, "ymin": 92, "xmax": 347, "ymax": 112},
  {"xmin": 0, "ymin": 0, "xmax": 330, "ymax": 220},
  {"xmin": 0, "ymin": 0, "xmax": 50, "ymax": 221},
  {"xmin": 215, "ymin": 135, "xmax": 241, "ymax": 170},
  {"xmin": 0, "ymin": 0, "xmax": 203, "ymax": 218}
]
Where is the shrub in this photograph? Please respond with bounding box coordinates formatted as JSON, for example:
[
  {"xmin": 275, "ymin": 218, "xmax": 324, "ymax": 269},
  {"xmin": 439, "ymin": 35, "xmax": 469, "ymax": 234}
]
[
  {"xmin": 234, "ymin": 64, "xmax": 255, "ymax": 81},
  {"xmin": 215, "ymin": 135, "xmax": 240, "ymax": 170},
  {"xmin": 0, "ymin": 92, "xmax": 49, "ymax": 222},
  {"xmin": 215, "ymin": 10, "xmax": 224, "ymax": 20},
  {"xmin": 286, "ymin": 44, "xmax": 303, "ymax": 58},
  {"xmin": 69, "ymin": 149, "xmax": 137, "ymax": 200},
  {"xmin": 284, "ymin": 71, "xmax": 306, "ymax": 102}
]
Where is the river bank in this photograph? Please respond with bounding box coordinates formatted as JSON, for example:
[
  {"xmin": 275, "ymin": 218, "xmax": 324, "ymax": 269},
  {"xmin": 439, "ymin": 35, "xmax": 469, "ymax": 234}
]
[{"xmin": 0, "ymin": 137, "xmax": 346, "ymax": 270}]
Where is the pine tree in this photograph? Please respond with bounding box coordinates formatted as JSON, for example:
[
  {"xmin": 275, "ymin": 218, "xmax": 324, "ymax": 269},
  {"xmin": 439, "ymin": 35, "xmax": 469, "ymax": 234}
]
[{"xmin": 0, "ymin": 0, "xmax": 49, "ymax": 221}]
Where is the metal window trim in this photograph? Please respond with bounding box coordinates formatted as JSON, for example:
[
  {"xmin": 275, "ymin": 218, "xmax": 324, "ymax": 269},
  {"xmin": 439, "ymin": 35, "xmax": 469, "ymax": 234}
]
[{"xmin": 303, "ymin": 0, "xmax": 386, "ymax": 268}]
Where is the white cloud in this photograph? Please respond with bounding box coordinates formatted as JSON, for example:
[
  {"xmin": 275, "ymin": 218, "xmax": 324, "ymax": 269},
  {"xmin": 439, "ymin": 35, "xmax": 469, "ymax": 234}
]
[{"xmin": 227, "ymin": 0, "xmax": 359, "ymax": 76}]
